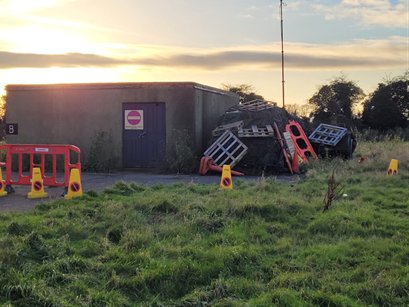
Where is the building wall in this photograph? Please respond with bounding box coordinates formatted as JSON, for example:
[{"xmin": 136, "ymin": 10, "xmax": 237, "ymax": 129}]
[
  {"xmin": 197, "ymin": 86, "xmax": 238, "ymax": 149},
  {"xmin": 5, "ymin": 82, "xmax": 238, "ymax": 168}
]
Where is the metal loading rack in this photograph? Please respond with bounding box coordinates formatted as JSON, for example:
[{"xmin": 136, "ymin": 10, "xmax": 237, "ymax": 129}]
[
  {"xmin": 203, "ymin": 130, "xmax": 248, "ymax": 167},
  {"xmin": 238, "ymin": 99, "xmax": 276, "ymax": 111},
  {"xmin": 238, "ymin": 125, "xmax": 275, "ymax": 138},
  {"xmin": 308, "ymin": 123, "xmax": 348, "ymax": 146}
]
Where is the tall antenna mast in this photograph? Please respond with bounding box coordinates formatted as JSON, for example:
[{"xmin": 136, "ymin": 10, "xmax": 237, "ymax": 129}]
[{"xmin": 280, "ymin": 0, "xmax": 285, "ymax": 109}]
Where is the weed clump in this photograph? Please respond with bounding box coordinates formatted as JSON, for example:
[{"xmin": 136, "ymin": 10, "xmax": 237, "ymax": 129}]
[
  {"xmin": 323, "ymin": 169, "xmax": 343, "ymax": 212},
  {"xmin": 152, "ymin": 200, "xmax": 178, "ymax": 214},
  {"xmin": 85, "ymin": 190, "xmax": 98, "ymax": 197},
  {"xmin": 104, "ymin": 181, "xmax": 146, "ymax": 196},
  {"xmin": 106, "ymin": 228, "xmax": 123, "ymax": 244},
  {"xmin": 18, "ymin": 232, "xmax": 49, "ymax": 262},
  {"xmin": 7, "ymin": 222, "xmax": 29, "ymax": 236},
  {"xmin": 195, "ymin": 217, "xmax": 224, "ymax": 233},
  {"xmin": 56, "ymin": 257, "xmax": 89, "ymax": 274},
  {"xmin": 129, "ymin": 182, "xmax": 146, "ymax": 192}
]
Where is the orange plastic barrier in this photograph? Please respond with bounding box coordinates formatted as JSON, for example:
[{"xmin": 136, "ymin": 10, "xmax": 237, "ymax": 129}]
[
  {"xmin": 0, "ymin": 144, "xmax": 81, "ymax": 189},
  {"xmin": 199, "ymin": 156, "xmax": 244, "ymax": 176},
  {"xmin": 285, "ymin": 120, "xmax": 318, "ymax": 163},
  {"xmin": 273, "ymin": 122, "xmax": 294, "ymax": 174}
]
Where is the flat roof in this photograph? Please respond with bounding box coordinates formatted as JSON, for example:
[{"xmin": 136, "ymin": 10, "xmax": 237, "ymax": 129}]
[{"xmin": 5, "ymin": 82, "xmax": 238, "ymax": 97}]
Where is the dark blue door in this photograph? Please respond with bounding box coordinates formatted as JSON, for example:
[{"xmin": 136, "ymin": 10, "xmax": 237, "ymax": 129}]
[{"xmin": 123, "ymin": 103, "xmax": 166, "ymax": 168}]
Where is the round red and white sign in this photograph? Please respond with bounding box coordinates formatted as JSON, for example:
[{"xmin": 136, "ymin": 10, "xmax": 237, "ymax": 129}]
[
  {"xmin": 127, "ymin": 110, "xmax": 142, "ymax": 125},
  {"xmin": 125, "ymin": 110, "xmax": 144, "ymax": 130}
]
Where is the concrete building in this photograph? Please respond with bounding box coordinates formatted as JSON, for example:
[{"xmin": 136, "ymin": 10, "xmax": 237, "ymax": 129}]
[{"xmin": 5, "ymin": 82, "xmax": 238, "ymax": 168}]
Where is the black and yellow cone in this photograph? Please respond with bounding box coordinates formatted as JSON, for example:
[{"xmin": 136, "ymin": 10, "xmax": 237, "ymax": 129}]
[
  {"xmin": 27, "ymin": 167, "xmax": 48, "ymax": 199},
  {"xmin": 219, "ymin": 165, "xmax": 233, "ymax": 190},
  {"xmin": 65, "ymin": 168, "xmax": 83, "ymax": 199}
]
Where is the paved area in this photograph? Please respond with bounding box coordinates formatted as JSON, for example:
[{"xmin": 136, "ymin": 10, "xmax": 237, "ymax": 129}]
[{"xmin": 0, "ymin": 172, "xmax": 284, "ymax": 213}]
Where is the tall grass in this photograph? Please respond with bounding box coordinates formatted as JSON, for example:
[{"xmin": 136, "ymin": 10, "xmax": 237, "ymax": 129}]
[
  {"xmin": 356, "ymin": 128, "xmax": 409, "ymax": 142},
  {"xmin": 0, "ymin": 139, "xmax": 408, "ymax": 306}
]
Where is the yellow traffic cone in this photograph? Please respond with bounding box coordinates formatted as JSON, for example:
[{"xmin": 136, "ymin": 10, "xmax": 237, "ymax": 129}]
[
  {"xmin": 27, "ymin": 167, "xmax": 48, "ymax": 199},
  {"xmin": 219, "ymin": 165, "xmax": 233, "ymax": 190},
  {"xmin": 0, "ymin": 168, "xmax": 7, "ymax": 197},
  {"xmin": 386, "ymin": 159, "xmax": 398, "ymax": 176},
  {"xmin": 64, "ymin": 168, "xmax": 83, "ymax": 199}
]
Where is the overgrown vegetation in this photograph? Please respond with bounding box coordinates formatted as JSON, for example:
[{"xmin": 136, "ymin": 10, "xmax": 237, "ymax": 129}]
[
  {"xmin": 84, "ymin": 130, "xmax": 119, "ymax": 172},
  {"xmin": 0, "ymin": 139, "xmax": 408, "ymax": 306},
  {"xmin": 0, "ymin": 95, "xmax": 6, "ymax": 141},
  {"xmin": 322, "ymin": 168, "xmax": 343, "ymax": 212},
  {"xmin": 164, "ymin": 129, "xmax": 197, "ymax": 174},
  {"xmin": 222, "ymin": 84, "xmax": 265, "ymax": 102}
]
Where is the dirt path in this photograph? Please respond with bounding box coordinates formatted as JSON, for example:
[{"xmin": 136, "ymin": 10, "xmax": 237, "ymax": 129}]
[{"xmin": 0, "ymin": 172, "xmax": 283, "ymax": 213}]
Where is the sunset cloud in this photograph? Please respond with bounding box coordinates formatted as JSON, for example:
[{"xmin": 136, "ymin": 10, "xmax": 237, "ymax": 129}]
[
  {"xmin": 0, "ymin": 38, "xmax": 404, "ymax": 71},
  {"xmin": 0, "ymin": 51, "xmax": 127, "ymax": 68}
]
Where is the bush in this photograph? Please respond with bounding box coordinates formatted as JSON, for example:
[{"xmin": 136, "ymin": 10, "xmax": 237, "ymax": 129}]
[
  {"xmin": 84, "ymin": 130, "xmax": 118, "ymax": 172},
  {"xmin": 163, "ymin": 129, "xmax": 197, "ymax": 174}
]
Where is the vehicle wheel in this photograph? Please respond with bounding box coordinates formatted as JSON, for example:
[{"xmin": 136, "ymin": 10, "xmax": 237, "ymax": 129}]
[{"xmin": 344, "ymin": 134, "xmax": 353, "ymax": 159}]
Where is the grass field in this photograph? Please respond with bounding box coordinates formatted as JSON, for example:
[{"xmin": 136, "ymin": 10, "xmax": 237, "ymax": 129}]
[{"xmin": 0, "ymin": 139, "xmax": 408, "ymax": 306}]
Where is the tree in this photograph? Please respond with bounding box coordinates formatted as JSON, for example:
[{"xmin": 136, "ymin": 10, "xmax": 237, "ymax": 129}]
[
  {"xmin": 0, "ymin": 95, "xmax": 6, "ymax": 141},
  {"xmin": 362, "ymin": 73, "xmax": 408, "ymax": 130},
  {"xmin": 222, "ymin": 84, "xmax": 264, "ymax": 102},
  {"xmin": 308, "ymin": 77, "xmax": 364, "ymax": 127},
  {"xmin": 286, "ymin": 103, "xmax": 314, "ymax": 118},
  {"xmin": 0, "ymin": 95, "xmax": 5, "ymax": 119}
]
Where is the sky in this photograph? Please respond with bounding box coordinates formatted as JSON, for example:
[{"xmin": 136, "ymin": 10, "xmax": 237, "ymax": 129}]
[{"xmin": 0, "ymin": 0, "xmax": 407, "ymax": 105}]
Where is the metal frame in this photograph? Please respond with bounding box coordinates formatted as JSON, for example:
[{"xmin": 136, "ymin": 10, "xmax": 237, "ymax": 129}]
[
  {"xmin": 309, "ymin": 123, "xmax": 348, "ymax": 146},
  {"xmin": 203, "ymin": 130, "xmax": 248, "ymax": 167},
  {"xmin": 238, "ymin": 125, "xmax": 275, "ymax": 138}
]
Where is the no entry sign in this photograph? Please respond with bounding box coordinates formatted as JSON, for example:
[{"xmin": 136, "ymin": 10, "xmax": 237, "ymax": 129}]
[{"xmin": 125, "ymin": 110, "xmax": 144, "ymax": 130}]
